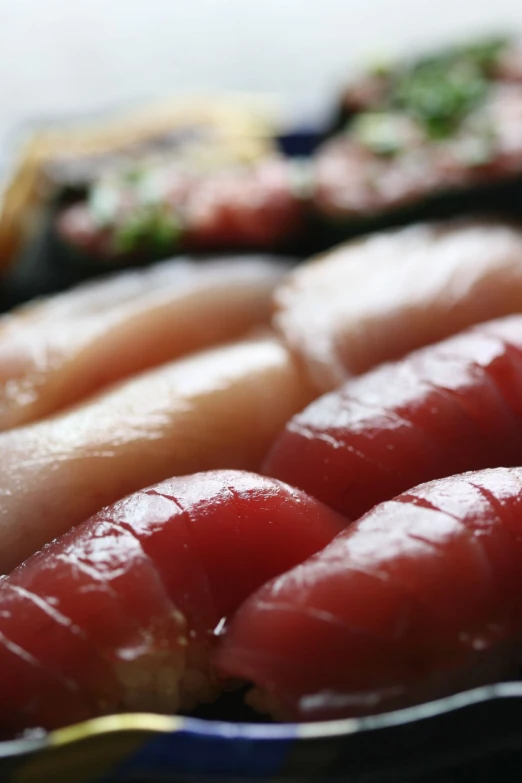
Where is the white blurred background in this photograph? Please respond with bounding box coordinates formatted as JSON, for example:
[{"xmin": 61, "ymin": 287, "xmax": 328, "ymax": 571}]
[{"xmin": 2, "ymin": 0, "xmax": 522, "ymax": 151}]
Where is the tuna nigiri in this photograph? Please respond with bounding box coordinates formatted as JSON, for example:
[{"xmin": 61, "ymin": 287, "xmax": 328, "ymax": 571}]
[
  {"xmin": 217, "ymin": 467, "xmax": 522, "ymax": 721},
  {"xmin": 0, "ymin": 470, "xmax": 345, "ymax": 734},
  {"xmin": 0, "ymin": 255, "xmax": 287, "ymax": 431},
  {"xmin": 265, "ymin": 314, "xmax": 522, "ymax": 519},
  {"xmin": 274, "ymin": 218, "xmax": 522, "ymax": 391},
  {"xmin": 0, "ymin": 335, "xmax": 315, "ymax": 573}
]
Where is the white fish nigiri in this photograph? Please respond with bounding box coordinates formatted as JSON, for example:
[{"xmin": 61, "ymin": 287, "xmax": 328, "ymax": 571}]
[
  {"xmin": 0, "ymin": 335, "xmax": 314, "ymax": 573},
  {"xmin": 0, "ymin": 255, "xmax": 287, "ymax": 431},
  {"xmin": 274, "ymin": 218, "xmax": 522, "ymax": 391}
]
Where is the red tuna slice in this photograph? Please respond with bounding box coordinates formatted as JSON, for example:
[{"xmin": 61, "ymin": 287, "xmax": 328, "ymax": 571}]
[
  {"xmin": 9, "ymin": 520, "xmax": 185, "ymax": 715},
  {"xmin": 0, "ymin": 579, "xmax": 119, "ymax": 714},
  {"xmin": 0, "ymin": 469, "xmax": 345, "ymax": 733},
  {"xmin": 264, "ymin": 315, "xmax": 522, "ymax": 519},
  {"xmin": 216, "ymin": 468, "xmax": 522, "ymax": 721},
  {"xmin": 9, "ymin": 522, "xmax": 181, "ymax": 662},
  {"xmin": 0, "ymin": 631, "xmax": 93, "ymax": 734},
  {"xmin": 99, "ymin": 470, "xmax": 348, "ymax": 638}
]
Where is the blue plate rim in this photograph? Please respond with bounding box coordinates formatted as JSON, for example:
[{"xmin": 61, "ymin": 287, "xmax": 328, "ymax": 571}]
[{"xmin": 1, "ymin": 679, "xmax": 522, "ymax": 759}]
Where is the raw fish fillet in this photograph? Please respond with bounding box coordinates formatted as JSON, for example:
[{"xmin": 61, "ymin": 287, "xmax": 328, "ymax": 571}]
[
  {"xmin": 0, "ymin": 255, "xmax": 287, "ymax": 431},
  {"xmin": 274, "ymin": 219, "xmax": 522, "ymax": 390},
  {"xmin": 0, "ymin": 335, "xmax": 314, "ymax": 573},
  {"xmin": 217, "ymin": 468, "xmax": 522, "ymax": 720},
  {"xmin": 265, "ymin": 315, "xmax": 522, "ymax": 518},
  {"xmin": 0, "ymin": 470, "xmax": 345, "ymax": 734}
]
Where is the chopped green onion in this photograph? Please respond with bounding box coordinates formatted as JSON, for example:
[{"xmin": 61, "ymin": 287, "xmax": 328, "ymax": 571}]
[
  {"xmin": 351, "ymin": 112, "xmax": 410, "ymax": 156},
  {"xmin": 112, "ymin": 206, "xmax": 181, "ymax": 255},
  {"xmin": 353, "ymin": 35, "xmax": 510, "ymax": 144},
  {"xmin": 460, "ymin": 35, "xmax": 511, "ymax": 71},
  {"xmin": 393, "ymin": 59, "xmax": 489, "ymax": 139}
]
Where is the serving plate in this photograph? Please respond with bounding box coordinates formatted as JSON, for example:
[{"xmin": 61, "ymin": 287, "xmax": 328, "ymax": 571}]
[
  {"xmin": 1, "ymin": 683, "xmax": 522, "ymax": 782},
  {"xmin": 2, "ymin": 112, "xmax": 522, "ymax": 782}
]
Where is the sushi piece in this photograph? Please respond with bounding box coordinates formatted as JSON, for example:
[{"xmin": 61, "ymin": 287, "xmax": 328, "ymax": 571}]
[
  {"xmin": 0, "ymin": 470, "xmax": 345, "ymax": 734},
  {"xmin": 216, "ymin": 467, "xmax": 522, "ymax": 721},
  {"xmin": 336, "ymin": 36, "xmax": 522, "ymax": 120},
  {"xmin": 0, "ymin": 255, "xmax": 287, "ymax": 431},
  {"xmin": 56, "ymin": 155, "xmax": 305, "ymax": 264},
  {"xmin": 0, "ymin": 94, "xmax": 276, "ymax": 274},
  {"xmin": 273, "ymin": 218, "xmax": 522, "ymax": 391},
  {"xmin": 40, "ymin": 97, "xmax": 276, "ymax": 196},
  {"xmin": 315, "ymin": 36, "xmax": 522, "ymax": 237},
  {"xmin": 265, "ymin": 314, "xmax": 522, "ymax": 519},
  {"xmin": 0, "ymin": 334, "xmax": 315, "ymax": 573}
]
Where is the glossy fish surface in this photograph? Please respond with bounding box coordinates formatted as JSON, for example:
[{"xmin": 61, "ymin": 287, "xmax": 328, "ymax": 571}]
[
  {"xmin": 217, "ymin": 468, "xmax": 522, "ymax": 721},
  {"xmin": 0, "ymin": 335, "xmax": 314, "ymax": 573},
  {"xmin": 265, "ymin": 315, "xmax": 522, "ymax": 518},
  {"xmin": 0, "ymin": 255, "xmax": 287, "ymax": 430},
  {"xmin": 0, "ymin": 469, "xmax": 345, "ymax": 734},
  {"xmin": 274, "ymin": 219, "xmax": 522, "ymax": 390}
]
